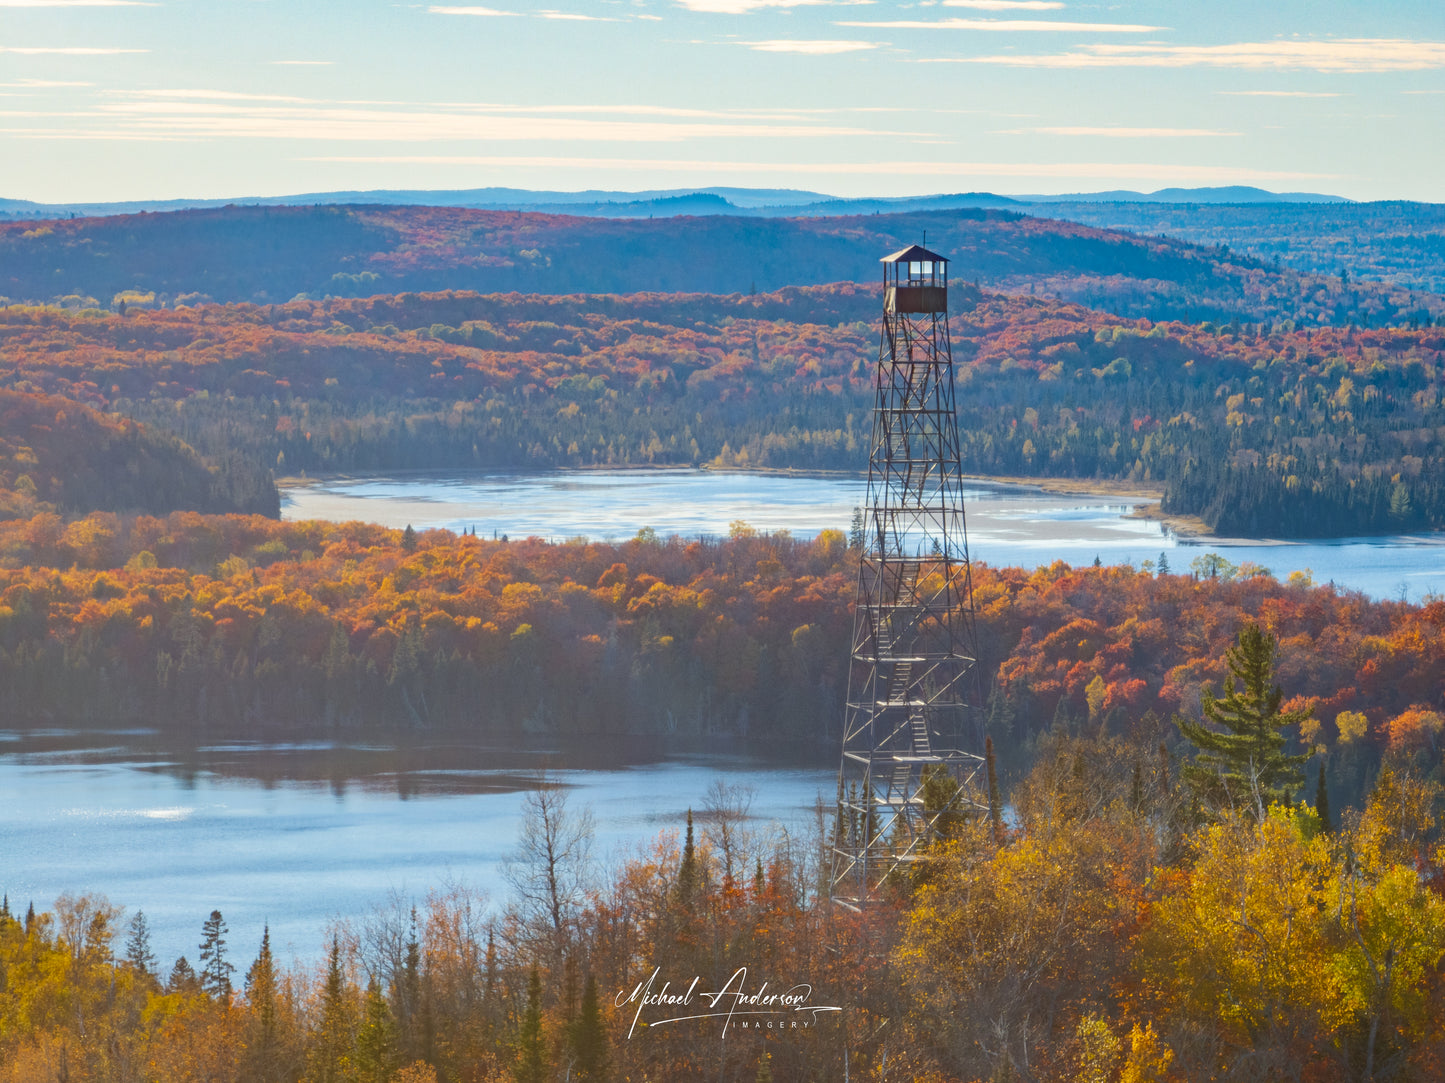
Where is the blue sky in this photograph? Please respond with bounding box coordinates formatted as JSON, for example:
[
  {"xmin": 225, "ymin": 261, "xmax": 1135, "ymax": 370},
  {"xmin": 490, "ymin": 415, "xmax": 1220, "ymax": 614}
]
[{"xmin": 1, "ymin": 0, "xmax": 1442, "ymax": 202}]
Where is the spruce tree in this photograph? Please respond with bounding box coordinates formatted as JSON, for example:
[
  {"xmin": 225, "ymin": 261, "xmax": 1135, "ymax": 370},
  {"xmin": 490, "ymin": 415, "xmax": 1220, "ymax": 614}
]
[
  {"xmin": 676, "ymin": 808, "xmax": 699, "ymax": 905},
  {"xmin": 1178, "ymin": 623, "xmax": 1310, "ymax": 820},
  {"xmin": 125, "ymin": 910, "xmax": 156, "ymax": 975},
  {"xmin": 569, "ymin": 973, "xmax": 610, "ymax": 1082},
  {"xmin": 310, "ymin": 935, "xmax": 354, "ymax": 1083},
  {"xmin": 169, "ymin": 955, "xmax": 200, "ymax": 993},
  {"xmin": 514, "ymin": 966, "xmax": 546, "ymax": 1083},
  {"xmin": 245, "ymin": 926, "xmax": 282, "ymax": 1083},
  {"xmin": 199, "ymin": 909, "xmax": 235, "ymax": 998},
  {"xmin": 355, "ymin": 976, "xmax": 398, "ymax": 1083}
]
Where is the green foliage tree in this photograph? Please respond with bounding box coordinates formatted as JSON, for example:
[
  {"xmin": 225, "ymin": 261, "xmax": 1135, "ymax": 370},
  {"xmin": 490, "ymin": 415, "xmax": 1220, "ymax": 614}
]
[
  {"xmin": 1179, "ymin": 623, "xmax": 1310, "ymax": 820},
  {"xmin": 311, "ymin": 935, "xmax": 355, "ymax": 1083},
  {"xmin": 514, "ymin": 966, "xmax": 547, "ymax": 1083},
  {"xmin": 245, "ymin": 925, "xmax": 283, "ymax": 1081},
  {"xmin": 355, "ymin": 975, "xmax": 399, "ymax": 1083},
  {"xmin": 569, "ymin": 973, "xmax": 610, "ymax": 1082},
  {"xmin": 199, "ymin": 908, "xmax": 235, "ymax": 998},
  {"xmin": 124, "ymin": 910, "xmax": 156, "ymax": 975}
]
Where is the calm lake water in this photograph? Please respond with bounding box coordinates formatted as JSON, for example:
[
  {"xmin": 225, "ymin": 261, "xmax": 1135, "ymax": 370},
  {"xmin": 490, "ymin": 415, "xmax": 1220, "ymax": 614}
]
[
  {"xmin": 10, "ymin": 467, "xmax": 1445, "ymax": 968},
  {"xmin": 0, "ymin": 731, "xmax": 832, "ymax": 968},
  {"xmin": 282, "ymin": 468, "xmax": 1445, "ymax": 603}
]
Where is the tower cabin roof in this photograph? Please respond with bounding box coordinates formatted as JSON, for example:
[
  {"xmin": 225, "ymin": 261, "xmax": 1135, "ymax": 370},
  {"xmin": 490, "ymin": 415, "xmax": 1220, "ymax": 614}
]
[{"xmin": 881, "ymin": 244, "xmax": 948, "ymax": 264}]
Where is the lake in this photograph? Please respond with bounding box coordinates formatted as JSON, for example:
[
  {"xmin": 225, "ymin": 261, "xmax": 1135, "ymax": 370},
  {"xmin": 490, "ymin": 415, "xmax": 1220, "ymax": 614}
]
[
  {"xmin": 10, "ymin": 465, "xmax": 1445, "ymax": 970},
  {"xmin": 282, "ymin": 467, "xmax": 1445, "ymax": 603},
  {"xmin": 0, "ymin": 730, "xmax": 833, "ymax": 969}
]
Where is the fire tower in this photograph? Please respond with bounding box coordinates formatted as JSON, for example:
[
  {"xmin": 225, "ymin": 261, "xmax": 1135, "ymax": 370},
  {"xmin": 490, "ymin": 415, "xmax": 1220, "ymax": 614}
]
[{"xmin": 831, "ymin": 244, "xmax": 985, "ymax": 909}]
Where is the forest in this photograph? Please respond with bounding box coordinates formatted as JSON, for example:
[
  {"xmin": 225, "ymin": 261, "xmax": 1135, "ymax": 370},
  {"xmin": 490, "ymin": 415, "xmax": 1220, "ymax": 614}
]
[
  {"xmin": 0, "ymin": 514, "xmax": 1441, "ymax": 815},
  {"xmin": 4, "ymin": 204, "xmax": 1443, "ymax": 328},
  {"xmin": 1022, "ymin": 200, "xmax": 1445, "ymax": 296},
  {"xmin": 1, "ymin": 647, "xmax": 1442, "ymax": 1082},
  {"xmin": 5, "ymin": 284, "xmax": 1445, "ymax": 535}
]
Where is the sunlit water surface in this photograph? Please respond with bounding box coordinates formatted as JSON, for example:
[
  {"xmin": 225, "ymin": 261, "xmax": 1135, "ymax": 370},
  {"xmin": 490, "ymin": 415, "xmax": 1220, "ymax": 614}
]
[
  {"xmin": 283, "ymin": 468, "xmax": 1445, "ymax": 603},
  {"xmin": 0, "ymin": 732, "xmax": 831, "ymax": 968}
]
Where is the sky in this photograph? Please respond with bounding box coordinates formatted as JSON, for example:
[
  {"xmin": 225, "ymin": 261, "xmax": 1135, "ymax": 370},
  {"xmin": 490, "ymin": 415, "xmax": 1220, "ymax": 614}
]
[{"xmin": 1, "ymin": 0, "xmax": 1443, "ymax": 204}]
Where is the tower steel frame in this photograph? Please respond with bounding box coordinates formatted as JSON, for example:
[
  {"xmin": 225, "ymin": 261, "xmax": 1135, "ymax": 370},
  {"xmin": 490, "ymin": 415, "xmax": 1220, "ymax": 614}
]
[{"xmin": 831, "ymin": 245, "xmax": 985, "ymax": 909}]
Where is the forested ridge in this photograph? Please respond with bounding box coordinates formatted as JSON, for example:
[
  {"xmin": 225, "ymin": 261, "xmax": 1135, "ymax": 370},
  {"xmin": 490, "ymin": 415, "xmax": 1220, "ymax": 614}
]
[
  {"xmin": 1, "ymin": 563, "xmax": 1443, "ymax": 1080},
  {"xmin": 5, "ymin": 203, "xmax": 1443, "ymax": 328},
  {"xmin": 1, "ymin": 515, "xmax": 1441, "ymax": 812},
  {"xmin": 0, "ymin": 388, "xmax": 276, "ymax": 520},
  {"xmin": 5, "ymin": 284, "xmax": 1445, "ymax": 535}
]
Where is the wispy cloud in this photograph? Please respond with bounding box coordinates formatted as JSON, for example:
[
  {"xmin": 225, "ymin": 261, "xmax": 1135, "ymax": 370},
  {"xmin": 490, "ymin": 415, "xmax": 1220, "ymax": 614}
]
[
  {"xmin": 429, "ymin": 5, "xmax": 518, "ymax": 14},
  {"xmin": 107, "ymin": 88, "xmax": 318, "ymax": 103},
  {"xmin": 1010, "ymin": 126, "xmax": 1239, "ymax": 137},
  {"xmin": 1216, "ymin": 90, "xmax": 1344, "ymax": 98},
  {"xmin": 0, "ymin": 46, "xmax": 147, "ymax": 54},
  {"xmin": 76, "ymin": 96, "xmax": 891, "ymax": 143},
  {"xmin": 538, "ymin": 11, "xmax": 618, "ymax": 19},
  {"xmin": 0, "ymin": 79, "xmax": 94, "ymax": 87},
  {"xmin": 838, "ymin": 17, "xmax": 1161, "ymax": 32},
  {"xmin": 744, "ymin": 39, "xmax": 878, "ymax": 53},
  {"xmin": 943, "ymin": 0, "xmax": 1064, "ymax": 8},
  {"xmin": 0, "ymin": 1, "xmax": 154, "ymax": 6},
  {"xmin": 671, "ymin": 0, "xmax": 850, "ymax": 13},
  {"xmin": 301, "ymin": 154, "xmax": 1332, "ymax": 185},
  {"xmin": 939, "ymin": 39, "xmax": 1445, "ymax": 73}
]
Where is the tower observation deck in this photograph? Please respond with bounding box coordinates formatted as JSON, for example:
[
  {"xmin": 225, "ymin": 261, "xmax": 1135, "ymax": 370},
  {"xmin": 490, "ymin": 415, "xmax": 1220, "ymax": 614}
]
[{"xmin": 831, "ymin": 244, "xmax": 986, "ymax": 909}]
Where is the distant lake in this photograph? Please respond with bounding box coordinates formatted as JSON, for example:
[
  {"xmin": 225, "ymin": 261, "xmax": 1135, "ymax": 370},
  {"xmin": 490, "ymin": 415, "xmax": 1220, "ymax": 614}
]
[
  {"xmin": 0, "ymin": 731, "xmax": 832, "ymax": 969},
  {"xmin": 281, "ymin": 468, "xmax": 1445, "ymax": 603}
]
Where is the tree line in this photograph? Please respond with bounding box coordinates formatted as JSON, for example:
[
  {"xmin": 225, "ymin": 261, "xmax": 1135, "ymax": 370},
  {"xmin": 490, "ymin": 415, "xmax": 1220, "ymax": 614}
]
[
  {"xmin": 2, "ymin": 657, "xmax": 1442, "ymax": 1081},
  {"xmin": 5, "ymin": 285, "xmax": 1445, "ymax": 535}
]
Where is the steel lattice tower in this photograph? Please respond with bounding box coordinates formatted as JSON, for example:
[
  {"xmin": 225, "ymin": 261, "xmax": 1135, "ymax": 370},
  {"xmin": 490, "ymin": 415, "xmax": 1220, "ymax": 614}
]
[{"xmin": 831, "ymin": 244, "xmax": 985, "ymax": 909}]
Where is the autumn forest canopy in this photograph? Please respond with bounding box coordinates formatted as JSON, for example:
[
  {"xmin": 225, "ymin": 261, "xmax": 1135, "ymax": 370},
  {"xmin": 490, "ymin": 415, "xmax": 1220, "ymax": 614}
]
[
  {"xmin": 2, "ymin": 201, "xmax": 1445, "ymax": 1081},
  {"xmin": 5, "ymin": 279, "xmax": 1445, "ymax": 535}
]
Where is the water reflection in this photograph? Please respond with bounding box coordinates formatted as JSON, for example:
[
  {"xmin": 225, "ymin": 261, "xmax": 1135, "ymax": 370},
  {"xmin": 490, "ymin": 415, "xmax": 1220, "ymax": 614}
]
[{"xmin": 281, "ymin": 468, "xmax": 1445, "ymax": 602}]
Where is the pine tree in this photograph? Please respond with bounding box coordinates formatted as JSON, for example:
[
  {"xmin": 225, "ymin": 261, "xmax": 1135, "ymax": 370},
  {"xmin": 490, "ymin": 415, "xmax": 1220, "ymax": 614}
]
[
  {"xmin": 310, "ymin": 935, "xmax": 354, "ymax": 1083},
  {"xmin": 1157, "ymin": 551, "xmax": 1171, "ymax": 576},
  {"xmin": 1178, "ymin": 624, "xmax": 1310, "ymax": 821},
  {"xmin": 199, "ymin": 909, "xmax": 235, "ymax": 998},
  {"xmin": 514, "ymin": 966, "xmax": 546, "ymax": 1083},
  {"xmin": 676, "ymin": 808, "xmax": 699, "ymax": 905},
  {"xmin": 124, "ymin": 910, "xmax": 156, "ymax": 975},
  {"xmin": 402, "ymin": 524, "xmax": 418, "ymax": 552},
  {"xmin": 245, "ymin": 926, "xmax": 283, "ymax": 1083},
  {"xmin": 355, "ymin": 976, "xmax": 398, "ymax": 1083},
  {"xmin": 569, "ymin": 973, "xmax": 610, "ymax": 1081},
  {"xmin": 1315, "ymin": 763, "xmax": 1332, "ymax": 832},
  {"xmin": 169, "ymin": 955, "xmax": 200, "ymax": 993}
]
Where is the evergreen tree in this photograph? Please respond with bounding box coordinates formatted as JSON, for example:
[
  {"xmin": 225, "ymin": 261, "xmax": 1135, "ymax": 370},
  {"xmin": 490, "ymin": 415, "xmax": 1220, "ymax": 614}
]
[
  {"xmin": 402, "ymin": 524, "xmax": 418, "ymax": 552},
  {"xmin": 1178, "ymin": 623, "xmax": 1310, "ymax": 821},
  {"xmin": 514, "ymin": 966, "xmax": 547, "ymax": 1083},
  {"xmin": 569, "ymin": 973, "xmax": 610, "ymax": 1082},
  {"xmin": 310, "ymin": 935, "xmax": 354, "ymax": 1083},
  {"xmin": 399, "ymin": 911, "xmax": 423, "ymax": 1062},
  {"xmin": 355, "ymin": 976, "xmax": 398, "ymax": 1083},
  {"xmin": 169, "ymin": 955, "xmax": 200, "ymax": 994},
  {"xmin": 199, "ymin": 908, "xmax": 235, "ymax": 998},
  {"xmin": 124, "ymin": 910, "xmax": 156, "ymax": 975},
  {"xmin": 1157, "ymin": 551, "xmax": 1171, "ymax": 576},
  {"xmin": 676, "ymin": 808, "xmax": 700, "ymax": 905},
  {"xmin": 1315, "ymin": 763, "xmax": 1333, "ymax": 832},
  {"xmin": 245, "ymin": 926, "xmax": 285, "ymax": 1083}
]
